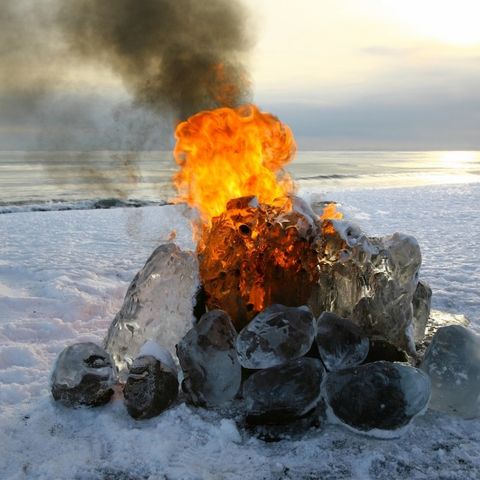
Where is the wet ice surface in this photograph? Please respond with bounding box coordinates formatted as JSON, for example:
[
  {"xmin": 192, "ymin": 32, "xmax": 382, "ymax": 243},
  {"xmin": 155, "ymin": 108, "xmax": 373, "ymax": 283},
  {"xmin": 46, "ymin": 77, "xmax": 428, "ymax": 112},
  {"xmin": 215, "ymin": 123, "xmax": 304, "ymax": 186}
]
[
  {"xmin": 243, "ymin": 357, "xmax": 325, "ymax": 424},
  {"xmin": 105, "ymin": 243, "xmax": 199, "ymax": 376},
  {"xmin": 50, "ymin": 342, "xmax": 116, "ymax": 407},
  {"xmin": 236, "ymin": 304, "xmax": 315, "ymax": 369},
  {"xmin": 315, "ymin": 312, "xmax": 369, "ymax": 371},
  {"xmin": 1, "ymin": 185, "xmax": 479, "ymax": 478},
  {"xmin": 325, "ymin": 361, "xmax": 431, "ymax": 436},
  {"xmin": 177, "ymin": 310, "xmax": 241, "ymax": 407},
  {"xmin": 421, "ymin": 325, "xmax": 480, "ymax": 418}
]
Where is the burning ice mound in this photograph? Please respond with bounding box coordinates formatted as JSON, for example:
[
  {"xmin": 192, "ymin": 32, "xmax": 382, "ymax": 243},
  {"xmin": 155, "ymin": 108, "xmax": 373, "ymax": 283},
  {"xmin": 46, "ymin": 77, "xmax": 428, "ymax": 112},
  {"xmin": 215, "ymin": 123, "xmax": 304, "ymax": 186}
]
[{"xmin": 105, "ymin": 243, "xmax": 199, "ymax": 375}]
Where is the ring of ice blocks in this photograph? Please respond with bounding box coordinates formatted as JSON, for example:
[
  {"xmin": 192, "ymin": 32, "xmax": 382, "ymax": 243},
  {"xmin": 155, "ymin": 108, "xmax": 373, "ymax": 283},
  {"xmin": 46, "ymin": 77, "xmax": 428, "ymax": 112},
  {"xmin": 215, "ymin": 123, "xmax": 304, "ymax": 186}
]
[{"xmin": 50, "ymin": 202, "xmax": 479, "ymax": 438}]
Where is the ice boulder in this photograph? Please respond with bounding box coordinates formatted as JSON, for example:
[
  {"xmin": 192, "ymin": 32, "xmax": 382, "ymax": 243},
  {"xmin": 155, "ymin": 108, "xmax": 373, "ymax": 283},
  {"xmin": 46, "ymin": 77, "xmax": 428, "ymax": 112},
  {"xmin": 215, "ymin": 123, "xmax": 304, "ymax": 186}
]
[
  {"xmin": 123, "ymin": 351, "xmax": 179, "ymax": 420},
  {"xmin": 105, "ymin": 243, "xmax": 199, "ymax": 376},
  {"xmin": 317, "ymin": 224, "xmax": 421, "ymax": 353},
  {"xmin": 236, "ymin": 304, "xmax": 316, "ymax": 369},
  {"xmin": 315, "ymin": 312, "xmax": 369, "ymax": 371},
  {"xmin": 420, "ymin": 325, "xmax": 480, "ymax": 418},
  {"xmin": 243, "ymin": 357, "xmax": 325, "ymax": 426},
  {"xmin": 51, "ymin": 342, "xmax": 116, "ymax": 408},
  {"xmin": 176, "ymin": 310, "xmax": 241, "ymax": 407},
  {"xmin": 325, "ymin": 361, "xmax": 430, "ymax": 436}
]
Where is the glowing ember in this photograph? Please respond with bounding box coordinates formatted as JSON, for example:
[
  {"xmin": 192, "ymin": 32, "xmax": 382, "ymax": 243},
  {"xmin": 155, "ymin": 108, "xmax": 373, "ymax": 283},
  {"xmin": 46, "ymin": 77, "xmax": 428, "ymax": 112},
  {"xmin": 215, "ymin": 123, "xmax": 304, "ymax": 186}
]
[
  {"xmin": 320, "ymin": 203, "xmax": 343, "ymax": 235},
  {"xmin": 173, "ymin": 104, "xmax": 296, "ymax": 223}
]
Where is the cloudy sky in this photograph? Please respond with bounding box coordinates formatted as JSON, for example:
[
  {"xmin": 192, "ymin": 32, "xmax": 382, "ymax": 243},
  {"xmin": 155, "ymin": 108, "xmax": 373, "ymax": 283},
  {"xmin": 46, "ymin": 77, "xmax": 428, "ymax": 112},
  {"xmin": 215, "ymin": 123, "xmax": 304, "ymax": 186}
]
[{"xmin": 1, "ymin": 0, "xmax": 480, "ymax": 150}]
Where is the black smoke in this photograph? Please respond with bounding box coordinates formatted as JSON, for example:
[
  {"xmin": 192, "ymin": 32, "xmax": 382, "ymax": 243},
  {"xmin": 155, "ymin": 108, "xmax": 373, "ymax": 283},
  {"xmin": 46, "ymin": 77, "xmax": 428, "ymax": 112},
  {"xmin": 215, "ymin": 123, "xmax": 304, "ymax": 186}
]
[
  {"xmin": 56, "ymin": 0, "xmax": 252, "ymax": 120},
  {"xmin": 0, "ymin": 0, "xmax": 253, "ymax": 196}
]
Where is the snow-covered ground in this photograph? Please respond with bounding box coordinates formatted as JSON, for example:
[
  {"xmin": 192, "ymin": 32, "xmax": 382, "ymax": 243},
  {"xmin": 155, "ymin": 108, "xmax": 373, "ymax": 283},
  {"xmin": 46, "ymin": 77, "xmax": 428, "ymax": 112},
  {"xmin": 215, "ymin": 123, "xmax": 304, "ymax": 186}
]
[{"xmin": 0, "ymin": 183, "xmax": 479, "ymax": 479}]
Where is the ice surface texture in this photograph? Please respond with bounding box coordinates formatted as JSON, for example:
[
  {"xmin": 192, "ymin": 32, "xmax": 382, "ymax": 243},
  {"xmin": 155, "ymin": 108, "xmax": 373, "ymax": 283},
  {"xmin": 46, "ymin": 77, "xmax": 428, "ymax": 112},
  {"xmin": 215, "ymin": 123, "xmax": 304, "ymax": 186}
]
[
  {"xmin": 412, "ymin": 280, "xmax": 432, "ymax": 343},
  {"xmin": 236, "ymin": 304, "xmax": 315, "ymax": 369},
  {"xmin": 315, "ymin": 312, "xmax": 369, "ymax": 371},
  {"xmin": 51, "ymin": 342, "xmax": 116, "ymax": 407},
  {"xmin": 123, "ymin": 354, "xmax": 179, "ymax": 420},
  {"xmin": 243, "ymin": 357, "xmax": 325, "ymax": 425},
  {"xmin": 105, "ymin": 243, "xmax": 199, "ymax": 376},
  {"xmin": 420, "ymin": 325, "xmax": 480, "ymax": 418},
  {"xmin": 176, "ymin": 310, "xmax": 241, "ymax": 407},
  {"xmin": 317, "ymin": 222, "xmax": 422, "ymax": 353},
  {"xmin": 325, "ymin": 361, "xmax": 431, "ymax": 435}
]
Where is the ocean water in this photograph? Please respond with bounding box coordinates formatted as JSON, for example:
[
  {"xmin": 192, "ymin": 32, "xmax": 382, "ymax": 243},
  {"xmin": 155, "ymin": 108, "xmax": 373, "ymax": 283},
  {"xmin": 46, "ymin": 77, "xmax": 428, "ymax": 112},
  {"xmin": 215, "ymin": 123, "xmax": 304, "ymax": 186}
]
[{"xmin": 0, "ymin": 150, "xmax": 479, "ymax": 213}]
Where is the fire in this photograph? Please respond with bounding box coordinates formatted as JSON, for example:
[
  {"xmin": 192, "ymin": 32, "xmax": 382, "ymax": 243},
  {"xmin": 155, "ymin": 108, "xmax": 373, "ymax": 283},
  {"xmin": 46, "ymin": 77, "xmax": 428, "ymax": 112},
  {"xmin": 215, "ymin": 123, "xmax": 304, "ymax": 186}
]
[
  {"xmin": 173, "ymin": 104, "xmax": 296, "ymax": 223},
  {"xmin": 172, "ymin": 104, "xmax": 344, "ymax": 328},
  {"xmin": 320, "ymin": 203, "xmax": 343, "ymax": 234}
]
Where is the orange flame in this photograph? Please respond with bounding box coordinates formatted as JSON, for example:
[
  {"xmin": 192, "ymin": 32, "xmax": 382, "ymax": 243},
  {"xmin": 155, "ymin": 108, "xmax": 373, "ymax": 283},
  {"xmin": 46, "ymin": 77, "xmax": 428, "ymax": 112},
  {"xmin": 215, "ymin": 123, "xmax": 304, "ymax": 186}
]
[
  {"xmin": 320, "ymin": 203, "xmax": 343, "ymax": 234},
  {"xmin": 173, "ymin": 104, "xmax": 296, "ymax": 223}
]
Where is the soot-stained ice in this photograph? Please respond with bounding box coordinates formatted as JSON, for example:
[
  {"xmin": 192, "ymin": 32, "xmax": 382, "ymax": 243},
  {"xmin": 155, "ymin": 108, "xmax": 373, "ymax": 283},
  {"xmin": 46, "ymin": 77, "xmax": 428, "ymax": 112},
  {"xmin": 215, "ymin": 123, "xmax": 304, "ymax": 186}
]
[
  {"xmin": 243, "ymin": 357, "xmax": 326, "ymax": 425},
  {"xmin": 51, "ymin": 342, "xmax": 116, "ymax": 407},
  {"xmin": 315, "ymin": 312, "xmax": 369, "ymax": 371},
  {"xmin": 123, "ymin": 353, "xmax": 179, "ymax": 420},
  {"xmin": 325, "ymin": 361, "xmax": 431, "ymax": 436}
]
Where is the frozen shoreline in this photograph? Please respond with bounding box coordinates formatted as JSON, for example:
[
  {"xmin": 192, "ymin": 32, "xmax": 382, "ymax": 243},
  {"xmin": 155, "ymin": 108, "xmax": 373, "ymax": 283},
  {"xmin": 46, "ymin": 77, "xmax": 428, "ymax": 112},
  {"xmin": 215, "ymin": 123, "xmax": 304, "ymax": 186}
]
[{"xmin": 0, "ymin": 183, "xmax": 479, "ymax": 479}]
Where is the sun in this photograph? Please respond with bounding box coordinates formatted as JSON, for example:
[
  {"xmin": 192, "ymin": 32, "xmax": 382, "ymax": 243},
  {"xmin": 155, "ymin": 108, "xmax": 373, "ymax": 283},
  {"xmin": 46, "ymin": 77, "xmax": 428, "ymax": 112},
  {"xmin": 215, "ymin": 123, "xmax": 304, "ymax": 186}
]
[{"xmin": 381, "ymin": 0, "xmax": 480, "ymax": 45}]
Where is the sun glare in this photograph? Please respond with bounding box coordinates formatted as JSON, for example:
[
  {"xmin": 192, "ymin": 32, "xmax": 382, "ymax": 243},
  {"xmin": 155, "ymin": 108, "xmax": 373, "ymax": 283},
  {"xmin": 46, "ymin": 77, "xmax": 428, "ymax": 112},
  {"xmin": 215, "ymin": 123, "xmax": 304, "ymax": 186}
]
[
  {"xmin": 382, "ymin": 0, "xmax": 480, "ymax": 45},
  {"xmin": 438, "ymin": 151, "xmax": 477, "ymax": 169}
]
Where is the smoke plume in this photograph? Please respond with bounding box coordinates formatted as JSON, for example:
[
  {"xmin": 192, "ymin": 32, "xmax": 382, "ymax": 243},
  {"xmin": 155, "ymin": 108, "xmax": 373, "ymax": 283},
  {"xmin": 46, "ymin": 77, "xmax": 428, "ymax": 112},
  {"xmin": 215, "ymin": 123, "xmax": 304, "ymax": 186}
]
[
  {"xmin": 0, "ymin": 0, "xmax": 253, "ymax": 196},
  {"xmin": 57, "ymin": 0, "xmax": 252, "ymax": 120}
]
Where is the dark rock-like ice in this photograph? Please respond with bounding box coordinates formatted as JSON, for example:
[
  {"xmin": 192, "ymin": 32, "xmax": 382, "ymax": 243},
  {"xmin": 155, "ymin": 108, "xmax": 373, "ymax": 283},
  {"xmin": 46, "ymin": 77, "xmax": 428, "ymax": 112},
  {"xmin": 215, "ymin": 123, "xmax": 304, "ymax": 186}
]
[
  {"xmin": 316, "ymin": 312, "xmax": 369, "ymax": 371},
  {"xmin": 51, "ymin": 342, "xmax": 116, "ymax": 407},
  {"xmin": 104, "ymin": 243, "xmax": 199, "ymax": 376},
  {"xmin": 123, "ymin": 354, "xmax": 179, "ymax": 420},
  {"xmin": 236, "ymin": 304, "xmax": 315, "ymax": 369},
  {"xmin": 325, "ymin": 361, "xmax": 431, "ymax": 436},
  {"xmin": 176, "ymin": 310, "xmax": 241, "ymax": 407},
  {"xmin": 420, "ymin": 325, "xmax": 480, "ymax": 418},
  {"xmin": 243, "ymin": 357, "xmax": 325, "ymax": 426},
  {"xmin": 363, "ymin": 338, "xmax": 409, "ymax": 364}
]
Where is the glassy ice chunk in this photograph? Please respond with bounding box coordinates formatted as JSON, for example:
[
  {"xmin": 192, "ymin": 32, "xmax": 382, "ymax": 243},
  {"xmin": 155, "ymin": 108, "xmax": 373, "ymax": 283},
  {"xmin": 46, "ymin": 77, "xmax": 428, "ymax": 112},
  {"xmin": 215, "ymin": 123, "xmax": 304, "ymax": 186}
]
[
  {"xmin": 123, "ymin": 354, "xmax": 179, "ymax": 420},
  {"xmin": 325, "ymin": 361, "xmax": 430, "ymax": 436},
  {"xmin": 316, "ymin": 312, "xmax": 369, "ymax": 371},
  {"xmin": 412, "ymin": 280, "xmax": 432, "ymax": 342},
  {"xmin": 176, "ymin": 310, "xmax": 241, "ymax": 407},
  {"xmin": 415, "ymin": 310, "xmax": 471, "ymax": 360},
  {"xmin": 51, "ymin": 342, "xmax": 116, "ymax": 407},
  {"xmin": 236, "ymin": 304, "xmax": 315, "ymax": 369},
  {"xmin": 420, "ymin": 325, "xmax": 480, "ymax": 418},
  {"xmin": 243, "ymin": 357, "xmax": 325, "ymax": 425},
  {"xmin": 317, "ymin": 225, "xmax": 422, "ymax": 354},
  {"xmin": 105, "ymin": 243, "xmax": 199, "ymax": 376}
]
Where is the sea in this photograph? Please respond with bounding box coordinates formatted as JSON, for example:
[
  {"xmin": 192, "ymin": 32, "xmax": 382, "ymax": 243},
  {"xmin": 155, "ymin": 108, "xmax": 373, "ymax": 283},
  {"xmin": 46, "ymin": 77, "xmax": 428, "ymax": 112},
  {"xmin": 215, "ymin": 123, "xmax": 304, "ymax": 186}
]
[{"xmin": 1, "ymin": 150, "xmax": 479, "ymax": 214}]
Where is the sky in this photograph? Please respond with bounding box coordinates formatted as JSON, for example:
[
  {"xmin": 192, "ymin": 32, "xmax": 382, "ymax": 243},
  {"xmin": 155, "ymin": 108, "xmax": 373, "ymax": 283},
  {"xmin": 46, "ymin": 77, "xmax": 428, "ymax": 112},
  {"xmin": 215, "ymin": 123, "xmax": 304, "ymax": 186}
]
[{"xmin": 1, "ymin": 0, "xmax": 480, "ymax": 150}]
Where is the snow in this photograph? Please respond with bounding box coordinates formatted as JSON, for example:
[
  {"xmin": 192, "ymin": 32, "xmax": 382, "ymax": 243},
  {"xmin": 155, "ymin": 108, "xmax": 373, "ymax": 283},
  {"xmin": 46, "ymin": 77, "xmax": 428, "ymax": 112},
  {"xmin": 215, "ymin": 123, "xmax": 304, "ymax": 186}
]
[
  {"xmin": 1, "ymin": 183, "xmax": 480, "ymax": 479},
  {"xmin": 138, "ymin": 341, "xmax": 177, "ymax": 373}
]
